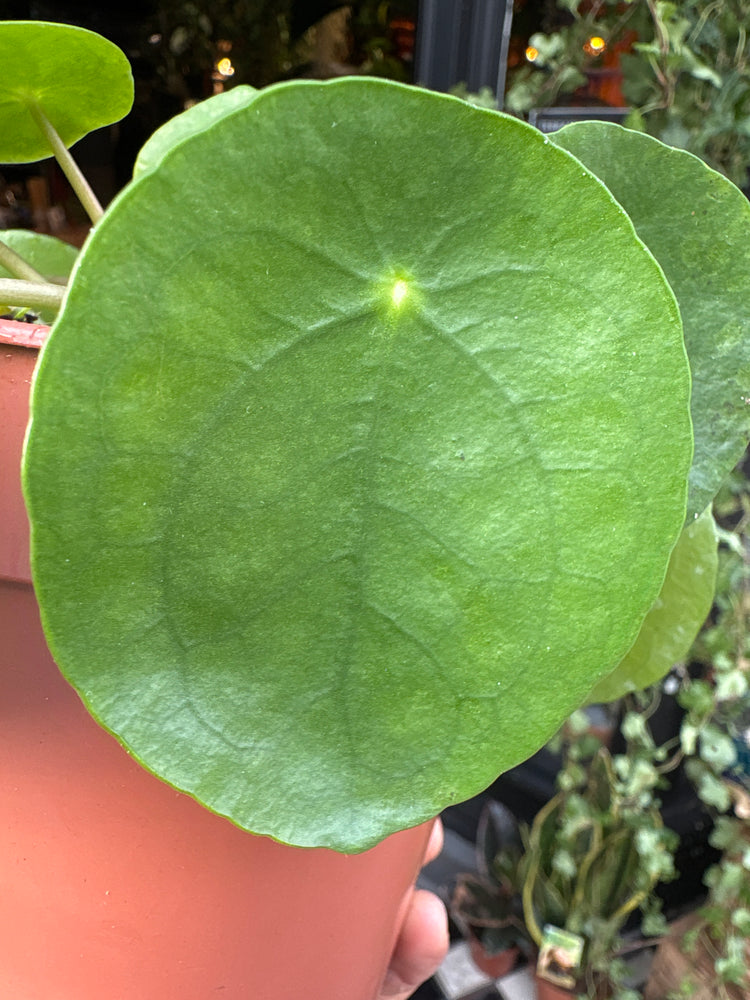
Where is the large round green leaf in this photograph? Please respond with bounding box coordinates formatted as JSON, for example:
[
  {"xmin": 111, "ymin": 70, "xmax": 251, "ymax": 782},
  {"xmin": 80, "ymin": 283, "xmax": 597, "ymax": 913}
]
[
  {"xmin": 588, "ymin": 508, "xmax": 718, "ymax": 703},
  {"xmin": 133, "ymin": 86, "xmax": 258, "ymax": 179},
  {"xmin": 0, "ymin": 21, "xmax": 133, "ymax": 163},
  {"xmin": 552, "ymin": 123, "xmax": 750, "ymax": 521},
  {"xmin": 0, "ymin": 229, "xmax": 78, "ymax": 322},
  {"xmin": 24, "ymin": 79, "xmax": 692, "ymax": 851}
]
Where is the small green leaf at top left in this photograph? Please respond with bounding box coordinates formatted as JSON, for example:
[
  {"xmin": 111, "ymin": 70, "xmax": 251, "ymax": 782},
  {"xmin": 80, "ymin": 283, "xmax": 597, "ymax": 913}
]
[{"xmin": 0, "ymin": 21, "xmax": 133, "ymax": 164}]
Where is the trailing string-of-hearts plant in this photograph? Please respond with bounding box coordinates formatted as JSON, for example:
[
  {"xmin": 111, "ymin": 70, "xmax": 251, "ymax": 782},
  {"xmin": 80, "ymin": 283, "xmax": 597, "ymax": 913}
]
[{"xmin": 2, "ymin": 20, "xmax": 750, "ymax": 852}]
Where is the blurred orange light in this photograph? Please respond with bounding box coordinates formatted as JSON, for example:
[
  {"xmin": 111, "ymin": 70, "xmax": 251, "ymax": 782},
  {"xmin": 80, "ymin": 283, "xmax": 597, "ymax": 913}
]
[
  {"xmin": 216, "ymin": 57, "xmax": 235, "ymax": 77},
  {"xmin": 525, "ymin": 46, "xmax": 539, "ymax": 62},
  {"xmin": 584, "ymin": 35, "xmax": 607, "ymax": 56}
]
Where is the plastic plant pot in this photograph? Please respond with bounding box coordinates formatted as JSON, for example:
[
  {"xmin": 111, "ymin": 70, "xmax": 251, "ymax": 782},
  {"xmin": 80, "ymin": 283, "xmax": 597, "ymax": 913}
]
[{"xmin": 0, "ymin": 322, "xmax": 433, "ymax": 1000}]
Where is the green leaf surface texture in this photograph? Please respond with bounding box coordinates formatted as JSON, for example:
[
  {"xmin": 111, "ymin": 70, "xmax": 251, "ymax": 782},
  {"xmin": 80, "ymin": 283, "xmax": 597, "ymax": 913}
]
[
  {"xmin": 133, "ymin": 86, "xmax": 258, "ymax": 179},
  {"xmin": 0, "ymin": 21, "xmax": 133, "ymax": 163},
  {"xmin": 552, "ymin": 123, "xmax": 750, "ymax": 520},
  {"xmin": 24, "ymin": 79, "xmax": 692, "ymax": 851},
  {"xmin": 588, "ymin": 508, "xmax": 718, "ymax": 703},
  {"xmin": 0, "ymin": 229, "xmax": 78, "ymax": 322}
]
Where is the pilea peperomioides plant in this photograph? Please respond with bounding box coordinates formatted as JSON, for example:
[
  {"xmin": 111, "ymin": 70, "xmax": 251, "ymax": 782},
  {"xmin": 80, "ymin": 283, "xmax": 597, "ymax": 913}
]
[{"xmin": 2, "ymin": 21, "xmax": 750, "ymax": 852}]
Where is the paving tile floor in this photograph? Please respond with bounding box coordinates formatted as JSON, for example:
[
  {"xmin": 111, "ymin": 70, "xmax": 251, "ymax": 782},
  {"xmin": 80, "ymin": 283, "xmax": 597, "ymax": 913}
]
[{"xmin": 433, "ymin": 942, "xmax": 536, "ymax": 1000}]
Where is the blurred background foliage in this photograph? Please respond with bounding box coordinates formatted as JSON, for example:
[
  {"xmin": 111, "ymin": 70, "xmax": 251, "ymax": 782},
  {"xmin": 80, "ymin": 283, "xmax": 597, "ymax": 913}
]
[
  {"xmin": 11, "ymin": 1, "xmax": 749, "ymax": 186},
  {"xmin": 505, "ymin": 0, "xmax": 750, "ymax": 187}
]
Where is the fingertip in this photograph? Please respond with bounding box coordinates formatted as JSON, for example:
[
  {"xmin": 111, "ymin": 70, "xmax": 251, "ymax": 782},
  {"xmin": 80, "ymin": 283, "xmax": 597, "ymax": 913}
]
[
  {"xmin": 424, "ymin": 818, "xmax": 444, "ymax": 865},
  {"xmin": 381, "ymin": 890, "xmax": 449, "ymax": 998},
  {"xmin": 407, "ymin": 889, "xmax": 450, "ymax": 963}
]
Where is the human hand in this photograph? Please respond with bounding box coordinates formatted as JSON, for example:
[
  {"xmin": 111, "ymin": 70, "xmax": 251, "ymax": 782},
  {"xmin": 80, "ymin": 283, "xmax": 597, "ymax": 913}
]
[{"xmin": 378, "ymin": 819, "xmax": 450, "ymax": 1000}]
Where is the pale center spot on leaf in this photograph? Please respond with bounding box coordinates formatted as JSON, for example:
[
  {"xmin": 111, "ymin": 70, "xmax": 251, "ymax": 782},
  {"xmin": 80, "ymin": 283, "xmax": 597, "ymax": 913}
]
[{"xmin": 391, "ymin": 278, "xmax": 409, "ymax": 308}]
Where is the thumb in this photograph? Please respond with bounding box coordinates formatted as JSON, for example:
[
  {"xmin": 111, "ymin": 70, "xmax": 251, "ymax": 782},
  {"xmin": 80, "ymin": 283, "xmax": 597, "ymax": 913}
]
[{"xmin": 379, "ymin": 889, "xmax": 449, "ymax": 999}]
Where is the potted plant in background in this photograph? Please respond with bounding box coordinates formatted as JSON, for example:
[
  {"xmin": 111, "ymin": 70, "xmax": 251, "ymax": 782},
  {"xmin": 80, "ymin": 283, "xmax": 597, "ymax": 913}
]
[
  {"xmin": 451, "ymin": 801, "xmax": 530, "ymax": 979},
  {"xmin": 2, "ymin": 18, "xmax": 750, "ymax": 1000},
  {"xmin": 646, "ymin": 783, "xmax": 750, "ymax": 1000},
  {"xmin": 504, "ymin": 0, "xmax": 645, "ymax": 113},
  {"xmin": 645, "ymin": 475, "xmax": 750, "ymax": 1000},
  {"xmin": 505, "ymin": 0, "xmax": 750, "ymax": 191},
  {"xmin": 517, "ymin": 710, "xmax": 677, "ymax": 1000}
]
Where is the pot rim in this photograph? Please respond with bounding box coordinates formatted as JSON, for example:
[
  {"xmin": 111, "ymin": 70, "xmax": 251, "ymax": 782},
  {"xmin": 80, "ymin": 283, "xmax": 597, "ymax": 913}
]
[{"xmin": 0, "ymin": 317, "xmax": 50, "ymax": 350}]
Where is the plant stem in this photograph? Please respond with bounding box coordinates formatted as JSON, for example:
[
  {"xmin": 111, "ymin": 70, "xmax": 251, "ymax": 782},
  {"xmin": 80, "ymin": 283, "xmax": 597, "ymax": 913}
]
[
  {"xmin": 569, "ymin": 823, "xmax": 602, "ymax": 916},
  {"xmin": 688, "ymin": 0, "xmax": 722, "ymax": 49},
  {"xmin": 736, "ymin": 24, "xmax": 747, "ymax": 69},
  {"xmin": 28, "ymin": 103, "xmax": 104, "ymax": 224},
  {"xmin": 645, "ymin": 0, "xmax": 676, "ymax": 109},
  {"xmin": 521, "ymin": 793, "xmax": 560, "ymax": 948},
  {"xmin": 0, "ymin": 237, "xmax": 47, "ymax": 283},
  {"xmin": 0, "ymin": 278, "xmax": 65, "ymax": 311}
]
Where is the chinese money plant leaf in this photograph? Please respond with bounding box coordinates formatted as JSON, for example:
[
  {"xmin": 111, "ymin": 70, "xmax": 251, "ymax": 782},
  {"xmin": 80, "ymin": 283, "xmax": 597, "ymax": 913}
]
[{"xmin": 24, "ymin": 80, "xmax": 692, "ymax": 851}]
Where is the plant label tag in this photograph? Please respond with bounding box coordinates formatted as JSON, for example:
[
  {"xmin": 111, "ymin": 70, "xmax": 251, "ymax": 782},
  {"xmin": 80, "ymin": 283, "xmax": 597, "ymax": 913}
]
[{"xmin": 536, "ymin": 925, "xmax": 585, "ymax": 988}]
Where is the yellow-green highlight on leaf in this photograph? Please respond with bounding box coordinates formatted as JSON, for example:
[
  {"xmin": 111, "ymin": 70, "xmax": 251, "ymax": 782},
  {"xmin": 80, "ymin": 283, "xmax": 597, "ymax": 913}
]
[
  {"xmin": 391, "ymin": 279, "xmax": 409, "ymax": 307},
  {"xmin": 588, "ymin": 508, "xmax": 718, "ymax": 704}
]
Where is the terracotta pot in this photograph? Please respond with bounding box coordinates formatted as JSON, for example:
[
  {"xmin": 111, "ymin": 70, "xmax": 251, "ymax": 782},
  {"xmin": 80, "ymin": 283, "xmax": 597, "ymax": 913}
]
[
  {"xmin": 0, "ymin": 322, "xmax": 434, "ymax": 1000},
  {"xmin": 468, "ymin": 936, "xmax": 519, "ymax": 979},
  {"xmin": 535, "ymin": 971, "xmax": 611, "ymax": 1000},
  {"xmin": 645, "ymin": 913, "xmax": 747, "ymax": 1000},
  {"xmin": 535, "ymin": 975, "xmax": 575, "ymax": 1000}
]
